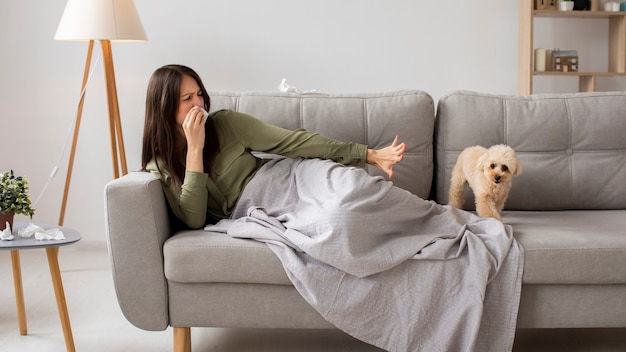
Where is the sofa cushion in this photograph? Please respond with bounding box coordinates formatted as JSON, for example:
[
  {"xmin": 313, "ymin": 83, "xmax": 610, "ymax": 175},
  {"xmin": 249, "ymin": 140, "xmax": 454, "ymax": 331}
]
[
  {"xmin": 435, "ymin": 91, "xmax": 626, "ymax": 210},
  {"xmin": 209, "ymin": 90, "xmax": 435, "ymax": 199},
  {"xmin": 506, "ymin": 210, "xmax": 626, "ymax": 284},
  {"xmin": 164, "ymin": 230, "xmax": 291, "ymax": 285}
]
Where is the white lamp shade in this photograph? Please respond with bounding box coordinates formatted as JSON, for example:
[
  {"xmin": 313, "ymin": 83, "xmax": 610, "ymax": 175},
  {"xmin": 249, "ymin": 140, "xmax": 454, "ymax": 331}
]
[{"xmin": 55, "ymin": 0, "xmax": 147, "ymax": 41}]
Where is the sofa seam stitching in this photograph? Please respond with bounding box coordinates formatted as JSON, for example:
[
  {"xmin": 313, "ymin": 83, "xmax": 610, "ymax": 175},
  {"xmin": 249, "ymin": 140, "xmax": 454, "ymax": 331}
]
[
  {"xmin": 363, "ymin": 98, "xmax": 368, "ymax": 148},
  {"xmin": 300, "ymin": 97, "xmax": 304, "ymax": 128},
  {"xmin": 566, "ymin": 98, "xmax": 574, "ymax": 209},
  {"xmin": 503, "ymin": 98, "xmax": 508, "ymax": 146}
]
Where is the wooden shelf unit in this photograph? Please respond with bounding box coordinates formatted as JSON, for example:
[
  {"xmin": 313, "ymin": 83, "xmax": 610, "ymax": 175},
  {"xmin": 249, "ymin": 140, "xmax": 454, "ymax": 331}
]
[{"xmin": 518, "ymin": 0, "xmax": 626, "ymax": 95}]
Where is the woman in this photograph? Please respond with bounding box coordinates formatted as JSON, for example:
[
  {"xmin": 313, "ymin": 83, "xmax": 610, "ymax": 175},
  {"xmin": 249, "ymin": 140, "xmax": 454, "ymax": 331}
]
[{"xmin": 142, "ymin": 64, "xmax": 406, "ymax": 228}]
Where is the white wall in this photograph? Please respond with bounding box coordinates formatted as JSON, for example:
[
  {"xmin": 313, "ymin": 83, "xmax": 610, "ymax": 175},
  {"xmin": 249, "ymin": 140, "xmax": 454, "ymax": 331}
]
[{"xmin": 1, "ymin": 0, "xmax": 624, "ymax": 247}]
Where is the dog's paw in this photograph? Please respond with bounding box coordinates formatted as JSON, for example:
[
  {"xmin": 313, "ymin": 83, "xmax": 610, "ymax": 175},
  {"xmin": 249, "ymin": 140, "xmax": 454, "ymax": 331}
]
[
  {"xmin": 475, "ymin": 201, "xmax": 502, "ymax": 220},
  {"xmin": 477, "ymin": 210, "xmax": 502, "ymax": 221},
  {"xmin": 448, "ymin": 198, "xmax": 464, "ymax": 209}
]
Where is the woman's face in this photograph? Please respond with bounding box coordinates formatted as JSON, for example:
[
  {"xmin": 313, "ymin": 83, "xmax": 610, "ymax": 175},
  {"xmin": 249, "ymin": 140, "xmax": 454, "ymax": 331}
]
[{"xmin": 175, "ymin": 74, "xmax": 204, "ymax": 126}]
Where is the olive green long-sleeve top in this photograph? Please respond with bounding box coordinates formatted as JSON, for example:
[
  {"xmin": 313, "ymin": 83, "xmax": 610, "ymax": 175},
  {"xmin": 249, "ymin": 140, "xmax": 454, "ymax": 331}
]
[{"xmin": 146, "ymin": 110, "xmax": 368, "ymax": 228}]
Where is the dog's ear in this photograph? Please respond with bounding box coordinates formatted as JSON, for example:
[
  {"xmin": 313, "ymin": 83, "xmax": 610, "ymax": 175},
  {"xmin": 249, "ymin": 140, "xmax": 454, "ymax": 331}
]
[
  {"xmin": 512, "ymin": 160, "xmax": 522, "ymax": 176},
  {"xmin": 502, "ymin": 145, "xmax": 522, "ymax": 176},
  {"xmin": 476, "ymin": 153, "xmax": 487, "ymax": 171}
]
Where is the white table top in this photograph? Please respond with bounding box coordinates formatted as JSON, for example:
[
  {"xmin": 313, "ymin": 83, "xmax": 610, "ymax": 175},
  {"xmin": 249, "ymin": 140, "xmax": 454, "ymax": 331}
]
[{"xmin": 0, "ymin": 222, "xmax": 81, "ymax": 250}]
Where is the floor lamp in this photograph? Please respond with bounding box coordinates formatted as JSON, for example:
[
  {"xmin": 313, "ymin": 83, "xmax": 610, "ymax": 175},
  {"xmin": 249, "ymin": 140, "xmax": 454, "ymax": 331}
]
[{"xmin": 54, "ymin": 0, "xmax": 147, "ymax": 226}]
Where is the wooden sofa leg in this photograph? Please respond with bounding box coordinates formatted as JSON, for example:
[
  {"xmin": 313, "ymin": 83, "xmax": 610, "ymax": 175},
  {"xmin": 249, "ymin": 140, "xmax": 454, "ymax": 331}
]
[{"xmin": 174, "ymin": 327, "xmax": 191, "ymax": 352}]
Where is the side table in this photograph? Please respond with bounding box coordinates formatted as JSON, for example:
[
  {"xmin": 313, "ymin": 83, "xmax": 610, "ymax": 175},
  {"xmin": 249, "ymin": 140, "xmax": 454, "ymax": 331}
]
[{"xmin": 0, "ymin": 222, "xmax": 81, "ymax": 352}]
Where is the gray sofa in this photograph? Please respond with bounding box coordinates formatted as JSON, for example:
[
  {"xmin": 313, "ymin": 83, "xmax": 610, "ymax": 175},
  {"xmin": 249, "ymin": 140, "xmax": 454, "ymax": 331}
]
[{"xmin": 104, "ymin": 90, "xmax": 626, "ymax": 351}]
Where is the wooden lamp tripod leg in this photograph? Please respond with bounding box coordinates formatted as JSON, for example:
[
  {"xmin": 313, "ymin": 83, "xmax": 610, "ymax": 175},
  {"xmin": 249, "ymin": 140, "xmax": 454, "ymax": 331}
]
[
  {"xmin": 58, "ymin": 40, "xmax": 94, "ymax": 227},
  {"xmin": 101, "ymin": 40, "xmax": 128, "ymax": 178}
]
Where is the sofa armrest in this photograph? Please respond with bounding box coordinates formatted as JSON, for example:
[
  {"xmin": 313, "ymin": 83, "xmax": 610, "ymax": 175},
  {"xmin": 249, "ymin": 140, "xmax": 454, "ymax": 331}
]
[{"xmin": 104, "ymin": 171, "xmax": 171, "ymax": 331}]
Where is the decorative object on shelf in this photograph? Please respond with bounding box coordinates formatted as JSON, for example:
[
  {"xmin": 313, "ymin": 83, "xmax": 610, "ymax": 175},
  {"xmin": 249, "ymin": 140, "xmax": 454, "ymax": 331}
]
[
  {"xmin": 621, "ymin": 2, "xmax": 626, "ymax": 11},
  {"xmin": 54, "ymin": 0, "xmax": 147, "ymax": 226},
  {"xmin": 535, "ymin": 49, "xmax": 547, "ymax": 71},
  {"xmin": 551, "ymin": 50, "xmax": 579, "ymax": 72},
  {"xmin": 589, "ymin": 0, "xmax": 599, "ymax": 10},
  {"xmin": 546, "ymin": 49, "xmax": 554, "ymax": 70},
  {"xmin": 535, "ymin": 0, "xmax": 555, "ymax": 10},
  {"xmin": 0, "ymin": 170, "xmax": 35, "ymax": 231},
  {"xmin": 604, "ymin": 1, "xmax": 620, "ymax": 11},
  {"xmin": 573, "ymin": 0, "xmax": 590, "ymax": 10},
  {"xmin": 559, "ymin": 0, "xmax": 575, "ymax": 10},
  {"xmin": 534, "ymin": 48, "xmax": 556, "ymax": 71},
  {"xmin": 537, "ymin": 0, "xmax": 558, "ymax": 9}
]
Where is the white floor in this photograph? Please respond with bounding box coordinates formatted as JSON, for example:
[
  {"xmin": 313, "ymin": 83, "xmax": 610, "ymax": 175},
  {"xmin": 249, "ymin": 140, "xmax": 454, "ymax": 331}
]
[{"xmin": 1, "ymin": 246, "xmax": 625, "ymax": 352}]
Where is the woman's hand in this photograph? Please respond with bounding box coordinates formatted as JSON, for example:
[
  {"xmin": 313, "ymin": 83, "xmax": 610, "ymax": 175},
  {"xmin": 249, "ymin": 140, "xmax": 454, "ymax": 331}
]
[
  {"xmin": 366, "ymin": 135, "xmax": 406, "ymax": 179},
  {"xmin": 183, "ymin": 106, "xmax": 207, "ymax": 172}
]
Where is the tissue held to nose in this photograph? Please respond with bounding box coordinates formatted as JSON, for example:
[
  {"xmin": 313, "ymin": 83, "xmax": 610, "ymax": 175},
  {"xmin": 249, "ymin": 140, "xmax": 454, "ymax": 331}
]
[{"xmin": 192, "ymin": 106, "xmax": 209, "ymax": 123}]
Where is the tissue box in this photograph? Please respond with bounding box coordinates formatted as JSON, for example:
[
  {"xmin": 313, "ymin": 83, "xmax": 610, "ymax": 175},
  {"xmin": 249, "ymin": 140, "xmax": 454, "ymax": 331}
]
[{"xmin": 551, "ymin": 50, "xmax": 578, "ymax": 72}]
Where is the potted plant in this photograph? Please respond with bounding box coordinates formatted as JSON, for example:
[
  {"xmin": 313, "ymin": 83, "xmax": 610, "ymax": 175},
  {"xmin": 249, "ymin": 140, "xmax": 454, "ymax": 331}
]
[{"xmin": 0, "ymin": 170, "xmax": 35, "ymax": 231}]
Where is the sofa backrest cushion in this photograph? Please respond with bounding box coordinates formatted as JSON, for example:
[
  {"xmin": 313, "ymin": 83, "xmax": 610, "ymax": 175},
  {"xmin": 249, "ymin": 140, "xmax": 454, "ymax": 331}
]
[
  {"xmin": 209, "ymin": 91, "xmax": 435, "ymax": 199},
  {"xmin": 435, "ymin": 90, "xmax": 626, "ymax": 210}
]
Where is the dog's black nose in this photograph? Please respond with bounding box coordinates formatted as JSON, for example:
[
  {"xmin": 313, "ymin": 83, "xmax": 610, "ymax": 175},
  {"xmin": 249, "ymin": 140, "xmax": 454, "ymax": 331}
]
[{"xmin": 494, "ymin": 175, "xmax": 501, "ymax": 183}]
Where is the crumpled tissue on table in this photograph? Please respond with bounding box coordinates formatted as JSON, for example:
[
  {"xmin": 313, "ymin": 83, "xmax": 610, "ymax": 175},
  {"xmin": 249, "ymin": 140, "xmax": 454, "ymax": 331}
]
[
  {"xmin": 18, "ymin": 222, "xmax": 66, "ymax": 241},
  {"xmin": 1, "ymin": 221, "xmax": 14, "ymax": 240}
]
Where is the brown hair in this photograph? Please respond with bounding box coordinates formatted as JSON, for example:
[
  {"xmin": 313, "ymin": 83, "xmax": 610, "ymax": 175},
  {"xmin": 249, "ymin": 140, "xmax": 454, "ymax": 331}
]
[{"xmin": 141, "ymin": 64, "xmax": 219, "ymax": 185}]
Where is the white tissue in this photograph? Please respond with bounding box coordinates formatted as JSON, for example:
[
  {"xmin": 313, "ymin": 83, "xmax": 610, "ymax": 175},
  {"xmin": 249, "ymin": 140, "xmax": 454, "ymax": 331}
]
[
  {"xmin": 277, "ymin": 78, "xmax": 317, "ymax": 94},
  {"xmin": 18, "ymin": 222, "xmax": 65, "ymax": 241},
  {"xmin": 278, "ymin": 78, "xmax": 295, "ymax": 92},
  {"xmin": 17, "ymin": 222, "xmax": 41, "ymax": 238},
  {"xmin": 192, "ymin": 106, "xmax": 209, "ymax": 123},
  {"xmin": 35, "ymin": 228, "xmax": 65, "ymax": 241},
  {"xmin": 1, "ymin": 222, "xmax": 14, "ymax": 241}
]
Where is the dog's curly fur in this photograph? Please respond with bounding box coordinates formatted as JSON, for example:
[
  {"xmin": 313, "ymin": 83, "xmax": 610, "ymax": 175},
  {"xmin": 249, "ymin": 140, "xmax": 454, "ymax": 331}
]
[{"xmin": 448, "ymin": 144, "xmax": 522, "ymax": 221}]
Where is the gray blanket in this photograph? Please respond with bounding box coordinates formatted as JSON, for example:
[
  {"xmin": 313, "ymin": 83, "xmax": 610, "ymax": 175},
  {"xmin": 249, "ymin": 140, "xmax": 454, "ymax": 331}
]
[{"xmin": 207, "ymin": 158, "xmax": 524, "ymax": 352}]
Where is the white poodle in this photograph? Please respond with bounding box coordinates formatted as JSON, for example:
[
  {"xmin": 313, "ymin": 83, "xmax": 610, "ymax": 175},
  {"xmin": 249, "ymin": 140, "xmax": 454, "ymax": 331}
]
[{"xmin": 448, "ymin": 145, "xmax": 522, "ymax": 220}]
